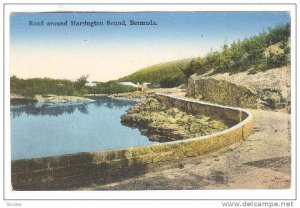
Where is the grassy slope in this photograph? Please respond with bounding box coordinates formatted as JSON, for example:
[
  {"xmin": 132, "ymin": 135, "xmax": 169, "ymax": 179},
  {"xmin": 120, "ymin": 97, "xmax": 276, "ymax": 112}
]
[{"xmin": 118, "ymin": 59, "xmax": 192, "ymax": 87}]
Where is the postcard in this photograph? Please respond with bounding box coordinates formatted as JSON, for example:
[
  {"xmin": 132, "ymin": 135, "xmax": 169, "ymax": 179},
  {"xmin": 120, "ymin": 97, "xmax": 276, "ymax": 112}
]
[{"xmin": 1, "ymin": 1, "xmax": 297, "ymax": 206}]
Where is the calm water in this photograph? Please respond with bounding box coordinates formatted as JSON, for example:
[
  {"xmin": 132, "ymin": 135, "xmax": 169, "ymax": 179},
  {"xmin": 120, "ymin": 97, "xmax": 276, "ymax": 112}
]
[{"xmin": 11, "ymin": 97, "xmax": 155, "ymax": 160}]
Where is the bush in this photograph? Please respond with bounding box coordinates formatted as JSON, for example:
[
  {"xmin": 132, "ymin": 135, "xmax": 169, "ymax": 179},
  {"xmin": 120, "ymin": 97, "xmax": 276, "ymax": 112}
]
[
  {"xmin": 248, "ymin": 61, "xmax": 267, "ymax": 74},
  {"xmin": 88, "ymin": 81, "xmax": 138, "ymax": 94},
  {"xmin": 266, "ymin": 53, "xmax": 289, "ymax": 69}
]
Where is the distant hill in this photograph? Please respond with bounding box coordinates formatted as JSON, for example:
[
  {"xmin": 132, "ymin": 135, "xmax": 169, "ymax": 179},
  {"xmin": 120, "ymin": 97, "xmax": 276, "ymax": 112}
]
[{"xmin": 118, "ymin": 59, "xmax": 192, "ymax": 87}]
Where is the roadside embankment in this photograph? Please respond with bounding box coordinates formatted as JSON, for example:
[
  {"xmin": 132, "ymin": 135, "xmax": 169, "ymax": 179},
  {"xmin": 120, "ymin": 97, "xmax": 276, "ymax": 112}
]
[{"xmin": 187, "ymin": 66, "xmax": 290, "ymax": 111}]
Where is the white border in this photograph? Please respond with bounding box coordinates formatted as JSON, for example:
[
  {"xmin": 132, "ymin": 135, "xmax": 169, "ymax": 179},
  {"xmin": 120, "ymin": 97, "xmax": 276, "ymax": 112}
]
[{"xmin": 2, "ymin": 2, "xmax": 297, "ymax": 201}]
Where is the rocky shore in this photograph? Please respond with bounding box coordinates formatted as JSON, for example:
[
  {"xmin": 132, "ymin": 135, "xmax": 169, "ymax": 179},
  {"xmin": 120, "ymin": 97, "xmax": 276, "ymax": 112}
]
[
  {"xmin": 121, "ymin": 95, "xmax": 228, "ymax": 142},
  {"xmin": 34, "ymin": 94, "xmax": 94, "ymax": 103}
]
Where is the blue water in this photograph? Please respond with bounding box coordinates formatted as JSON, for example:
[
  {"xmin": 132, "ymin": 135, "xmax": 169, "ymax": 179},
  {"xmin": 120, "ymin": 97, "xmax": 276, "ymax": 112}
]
[{"xmin": 10, "ymin": 97, "xmax": 155, "ymax": 160}]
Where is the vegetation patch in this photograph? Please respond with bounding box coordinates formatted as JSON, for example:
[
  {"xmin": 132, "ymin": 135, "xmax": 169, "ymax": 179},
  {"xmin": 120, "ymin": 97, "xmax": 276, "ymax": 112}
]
[
  {"xmin": 183, "ymin": 24, "xmax": 290, "ymax": 77},
  {"xmin": 118, "ymin": 59, "xmax": 191, "ymax": 88},
  {"xmin": 10, "ymin": 75, "xmax": 138, "ymax": 98}
]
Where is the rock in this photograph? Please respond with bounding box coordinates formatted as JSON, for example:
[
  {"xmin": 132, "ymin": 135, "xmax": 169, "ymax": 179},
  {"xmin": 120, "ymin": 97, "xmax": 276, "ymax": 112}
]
[
  {"xmin": 178, "ymin": 163, "xmax": 184, "ymax": 169},
  {"xmin": 121, "ymin": 96, "xmax": 228, "ymax": 142},
  {"xmin": 275, "ymin": 103, "xmax": 286, "ymax": 109},
  {"xmin": 34, "ymin": 95, "xmax": 94, "ymax": 103}
]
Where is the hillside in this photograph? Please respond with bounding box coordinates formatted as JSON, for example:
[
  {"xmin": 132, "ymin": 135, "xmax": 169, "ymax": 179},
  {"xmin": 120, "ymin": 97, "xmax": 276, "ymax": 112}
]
[
  {"xmin": 184, "ymin": 23, "xmax": 290, "ymax": 77},
  {"xmin": 185, "ymin": 24, "xmax": 291, "ymax": 111},
  {"xmin": 119, "ymin": 24, "xmax": 290, "ymax": 89},
  {"xmin": 118, "ymin": 59, "xmax": 191, "ymax": 87}
]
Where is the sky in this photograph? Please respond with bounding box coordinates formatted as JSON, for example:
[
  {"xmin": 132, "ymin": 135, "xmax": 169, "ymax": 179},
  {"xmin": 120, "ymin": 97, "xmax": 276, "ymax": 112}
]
[{"xmin": 10, "ymin": 12, "xmax": 290, "ymax": 82}]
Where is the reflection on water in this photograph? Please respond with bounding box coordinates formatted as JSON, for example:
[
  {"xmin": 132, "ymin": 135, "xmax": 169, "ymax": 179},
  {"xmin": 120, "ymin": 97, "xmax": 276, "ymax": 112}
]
[
  {"xmin": 11, "ymin": 97, "xmax": 154, "ymax": 160},
  {"xmin": 10, "ymin": 97, "xmax": 137, "ymax": 118}
]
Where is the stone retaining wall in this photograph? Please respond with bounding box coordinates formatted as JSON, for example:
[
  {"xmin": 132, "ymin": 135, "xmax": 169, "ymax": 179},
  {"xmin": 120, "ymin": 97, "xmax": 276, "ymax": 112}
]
[
  {"xmin": 11, "ymin": 93, "xmax": 253, "ymax": 190},
  {"xmin": 187, "ymin": 77, "xmax": 258, "ymax": 109}
]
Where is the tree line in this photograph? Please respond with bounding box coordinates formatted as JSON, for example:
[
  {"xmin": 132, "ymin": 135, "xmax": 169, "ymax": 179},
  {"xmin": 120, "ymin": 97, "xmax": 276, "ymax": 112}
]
[{"xmin": 10, "ymin": 75, "xmax": 137, "ymax": 98}]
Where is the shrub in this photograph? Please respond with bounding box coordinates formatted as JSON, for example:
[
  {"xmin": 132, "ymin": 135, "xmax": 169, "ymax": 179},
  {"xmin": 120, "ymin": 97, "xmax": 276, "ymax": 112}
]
[
  {"xmin": 248, "ymin": 61, "xmax": 268, "ymax": 74},
  {"xmin": 266, "ymin": 53, "xmax": 289, "ymax": 69}
]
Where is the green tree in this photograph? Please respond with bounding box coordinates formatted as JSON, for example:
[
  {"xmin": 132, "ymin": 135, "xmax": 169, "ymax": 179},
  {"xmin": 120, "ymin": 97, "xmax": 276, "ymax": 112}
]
[{"xmin": 74, "ymin": 75, "xmax": 89, "ymax": 94}]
